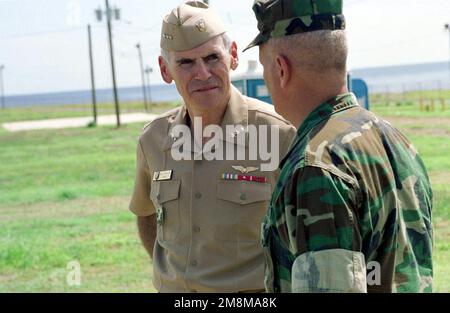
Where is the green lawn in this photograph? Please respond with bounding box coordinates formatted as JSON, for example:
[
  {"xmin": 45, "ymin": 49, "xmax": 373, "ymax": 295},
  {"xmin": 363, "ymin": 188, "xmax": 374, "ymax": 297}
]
[
  {"xmin": 0, "ymin": 197, "xmax": 153, "ymax": 292},
  {"xmin": 371, "ymin": 105, "xmax": 450, "ymax": 293},
  {"xmin": 370, "ymin": 89, "xmax": 450, "ymax": 116},
  {"xmin": 0, "ymin": 112, "xmax": 158, "ymax": 292},
  {"xmin": 0, "ymin": 101, "xmax": 448, "ymax": 292},
  {"xmin": 370, "ymin": 101, "xmax": 450, "ymax": 118}
]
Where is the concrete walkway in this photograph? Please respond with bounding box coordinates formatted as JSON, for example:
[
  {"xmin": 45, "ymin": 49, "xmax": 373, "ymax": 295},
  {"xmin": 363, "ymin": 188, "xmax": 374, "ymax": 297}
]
[{"xmin": 2, "ymin": 113, "xmax": 157, "ymax": 132}]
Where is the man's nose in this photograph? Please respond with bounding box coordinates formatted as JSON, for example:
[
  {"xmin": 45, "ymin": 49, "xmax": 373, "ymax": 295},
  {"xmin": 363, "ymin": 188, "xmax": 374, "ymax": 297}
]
[{"xmin": 194, "ymin": 60, "xmax": 212, "ymax": 81}]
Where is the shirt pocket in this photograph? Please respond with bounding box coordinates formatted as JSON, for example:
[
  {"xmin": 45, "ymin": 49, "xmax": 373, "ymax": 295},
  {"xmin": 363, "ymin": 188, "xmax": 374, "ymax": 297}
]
[
  {"xmin": 215, "ymin": 180, "xmax": 272, "ymax": 242},
  {"xmin": 150, "ymin": 180, "xmax": 181, "ymax": 243}
]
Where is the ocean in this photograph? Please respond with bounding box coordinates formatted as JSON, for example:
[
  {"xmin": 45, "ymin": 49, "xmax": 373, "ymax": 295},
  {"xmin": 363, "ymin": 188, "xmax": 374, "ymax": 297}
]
[
  {"xmin": 2, "ymin": 84, "xmax": 181, "ymax": 108},
  {"xmin": 2, "ymin": 61, "xmax": 450, "ymax": 108},
  {"xmin": 351, "ymin": 61, "xmax": 450, "ymax": 93}
]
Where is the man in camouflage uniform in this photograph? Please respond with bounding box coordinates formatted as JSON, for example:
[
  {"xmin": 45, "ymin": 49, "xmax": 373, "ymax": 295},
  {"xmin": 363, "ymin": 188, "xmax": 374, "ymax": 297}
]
[{"xmin": 244, "ymin": 0, "xmax": 433, "ymax": 292}]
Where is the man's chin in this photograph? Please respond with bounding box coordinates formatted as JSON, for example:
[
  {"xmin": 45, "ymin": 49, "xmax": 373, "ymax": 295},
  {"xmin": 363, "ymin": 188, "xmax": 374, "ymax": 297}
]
[
  {"xmin": 191, "ymin": 92, "xmax": 223, "ymax": 105},
  {"xmin": 191, "ymin": 101, "xmax": 221, "ymax": 110}
]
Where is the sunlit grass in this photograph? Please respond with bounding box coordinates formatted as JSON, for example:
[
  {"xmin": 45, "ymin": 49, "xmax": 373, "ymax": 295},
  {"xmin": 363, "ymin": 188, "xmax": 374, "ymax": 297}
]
[{"xmin": 0, "ymin": 102, "xmax": 448, "ymax": 292}]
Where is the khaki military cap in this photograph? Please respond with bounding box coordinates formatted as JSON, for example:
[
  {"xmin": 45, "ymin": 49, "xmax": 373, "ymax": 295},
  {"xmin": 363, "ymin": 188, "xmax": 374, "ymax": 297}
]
[{"xmin": 160, "ymin": 1, "xmax": 226, "ymax": 52}]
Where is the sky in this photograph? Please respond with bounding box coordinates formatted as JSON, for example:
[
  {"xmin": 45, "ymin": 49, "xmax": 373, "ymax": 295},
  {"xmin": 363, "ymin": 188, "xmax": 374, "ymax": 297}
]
[{"xmin": 1, "ymin": 0, "xmax": 450, "ymax": 95}]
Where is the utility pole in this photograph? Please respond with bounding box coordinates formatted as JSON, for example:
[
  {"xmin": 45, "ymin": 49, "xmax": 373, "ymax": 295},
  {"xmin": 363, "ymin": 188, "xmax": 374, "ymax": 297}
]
[
  {"xmin": 87, "ymin": 24, "xmax": 97, "ymax": 125},
  {"xmin": 136, "ymin": 43, "xmax": 148, "ymax": 111},
  {"xmin": 0, "ymin": 65, "xmax": 4, "ymax": 109},
  {"xmin": 96, "ymin": 0, "xmax": 121, "ymax": 127},
  {"xmin": 445, "ymin": 24, "xmax": 450, "ymax": 92},
  {"xmin": 144, "ymin": 65, "xmax": 153, "ymax": 105}
]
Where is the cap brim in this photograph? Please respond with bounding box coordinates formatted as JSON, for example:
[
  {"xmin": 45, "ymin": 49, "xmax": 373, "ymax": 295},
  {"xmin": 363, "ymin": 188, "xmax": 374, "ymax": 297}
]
[{"xmin": 242, "ymin": 32, "xmax": 266, "ymax": 52}]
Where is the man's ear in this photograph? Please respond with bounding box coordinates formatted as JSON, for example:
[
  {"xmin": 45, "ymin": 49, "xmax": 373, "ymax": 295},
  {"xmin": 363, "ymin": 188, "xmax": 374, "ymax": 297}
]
[
  {"xmin": 275, "ymin": 54, "xmax": 291, "ymax": 89},
  {"xmin": 158, "ymin": 56, "xmax": 173, "ymax": 84},
  {"xmin": 230, "ymin": 41, "xmax": 239, "ymax": 71}
]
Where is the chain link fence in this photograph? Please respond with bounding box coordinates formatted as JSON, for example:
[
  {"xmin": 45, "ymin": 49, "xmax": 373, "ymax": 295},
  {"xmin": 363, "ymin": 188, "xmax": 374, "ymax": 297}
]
[{"xmin": 368, "ymin": 80, "xmax": 450, "ymax": 112}]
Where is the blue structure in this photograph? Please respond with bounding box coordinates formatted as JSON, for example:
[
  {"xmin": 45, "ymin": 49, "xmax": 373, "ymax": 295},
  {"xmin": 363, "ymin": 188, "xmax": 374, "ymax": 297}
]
[
  {"xmin": 349, "ymin": 78, "xmax": 370, "ymax": 110},
  {"xmin": 232, "ymin": 61, "xmax": 273, "ymax": 104},
  {"xmin": 232, "ymin": 66, "xmax": 370, "ymax": 110},
  {"xmin": 232, "ymin": 77, "xmax": 271, "ymax": 104}
]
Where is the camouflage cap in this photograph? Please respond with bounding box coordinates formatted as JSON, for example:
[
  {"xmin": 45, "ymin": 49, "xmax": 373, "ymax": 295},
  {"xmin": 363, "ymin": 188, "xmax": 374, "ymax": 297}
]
[
  {"xmin": 160, "ymin": 1, "xmax": 226, "ymax": 52},
  {"xmin": 243, "ymin": 0, "xmax": 345, "ymax": 52}
]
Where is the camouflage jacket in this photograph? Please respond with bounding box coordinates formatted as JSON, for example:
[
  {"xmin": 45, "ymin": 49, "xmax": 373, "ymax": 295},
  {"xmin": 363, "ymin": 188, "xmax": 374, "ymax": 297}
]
[{"xmin": 262, "ymin": 93, "xmax": 433, "ymax": 293}]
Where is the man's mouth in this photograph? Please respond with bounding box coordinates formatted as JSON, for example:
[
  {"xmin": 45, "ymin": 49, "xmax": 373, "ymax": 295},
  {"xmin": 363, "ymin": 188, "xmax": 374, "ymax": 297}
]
[{"xmin": 194, "ymin": 86, "xmax": 218, "ymax": 92}]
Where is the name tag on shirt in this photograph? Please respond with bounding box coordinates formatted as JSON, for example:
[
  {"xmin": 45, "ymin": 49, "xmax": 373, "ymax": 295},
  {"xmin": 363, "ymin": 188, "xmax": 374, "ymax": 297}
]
[{"xmin": 153, "ymin": 170, "xmax": 173, "ymax": 181}]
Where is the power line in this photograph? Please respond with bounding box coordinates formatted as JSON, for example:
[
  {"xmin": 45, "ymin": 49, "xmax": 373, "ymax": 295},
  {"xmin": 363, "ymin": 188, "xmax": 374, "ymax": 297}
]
[
  {"xmin": 96, "ymin": 0, "xmax": 121, "ymax": 128},
  {"xmin": 113, "ymin": 22, "xmax": 161, "ymax": 34},
  {"xmin": 0, "ymin": 26, "xmax": 102, "ymax": 40},
  {"xmin": 0, "ymin": 19, "xmax": 160, "ymax": 42}
]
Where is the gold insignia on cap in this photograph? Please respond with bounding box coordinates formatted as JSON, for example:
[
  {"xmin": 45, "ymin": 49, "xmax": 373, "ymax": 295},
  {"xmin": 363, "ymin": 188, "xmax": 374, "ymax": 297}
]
[
  {"xmin": 160, "ymin": 2, "xmax": 226, "ymax": 52},
  {"xmin": 195, "ymin": 19, "xmax": 207, "ymax": 32},
  {"xmin": 163, "ymin": 33, "xmax": 174, "ymax": 40}
]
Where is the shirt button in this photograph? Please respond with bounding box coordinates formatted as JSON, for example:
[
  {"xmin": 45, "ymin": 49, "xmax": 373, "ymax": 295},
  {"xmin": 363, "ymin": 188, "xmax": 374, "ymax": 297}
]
[
  {"xmin": 240, "ymin": 193, "xmax": 247, "ymax": 201},
  {"xmin": 156, "ymin": 194, "xmax": 161, "ymax": 201},
  {"xmin": 195, "ymin": 192, "xmax": 202, "ymax": 199},
  {"xmin": 191, "ymin": 260, "xmax": 197, "ymax": 266},
  {"xmin": 193, "ymin": 226, "xmax": 201, "ymax": 233}
]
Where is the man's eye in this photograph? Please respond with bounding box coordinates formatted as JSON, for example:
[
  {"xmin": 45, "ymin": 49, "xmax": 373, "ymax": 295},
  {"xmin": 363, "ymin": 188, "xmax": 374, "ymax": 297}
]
[
  {"xmin": 179, "ymin": 60, "xmax": 194, "ymax": 67},
  {"xmin": 205, "ymin": 54, "xmax": 219, "ymax": 63}
]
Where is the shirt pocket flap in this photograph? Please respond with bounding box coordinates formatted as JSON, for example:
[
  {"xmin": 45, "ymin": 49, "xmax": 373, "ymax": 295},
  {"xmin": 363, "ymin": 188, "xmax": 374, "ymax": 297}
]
[
  {"xmin": 150, "ymin": 180, "xmax": 181, "ymax": 204},
  {"xmin": 217, "ymin": 180, "xmax": 272, "ymax": 205}
]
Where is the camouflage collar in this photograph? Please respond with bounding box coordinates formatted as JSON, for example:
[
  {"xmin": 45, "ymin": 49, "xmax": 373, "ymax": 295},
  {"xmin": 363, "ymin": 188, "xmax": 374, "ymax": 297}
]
[{"xmin": 279, "ymin": 92, "xmax": 359, "ymax": 169}]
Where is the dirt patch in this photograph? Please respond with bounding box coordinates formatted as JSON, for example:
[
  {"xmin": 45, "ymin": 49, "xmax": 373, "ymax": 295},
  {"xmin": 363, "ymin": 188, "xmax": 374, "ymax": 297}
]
[{"xmin": 381, "ymin": 116, "xmax": 450, "ymax": 137}]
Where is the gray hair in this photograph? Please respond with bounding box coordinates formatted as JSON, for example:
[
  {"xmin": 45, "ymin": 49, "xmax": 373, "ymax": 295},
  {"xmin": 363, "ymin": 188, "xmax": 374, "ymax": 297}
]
[
  {"xmin": 161, "ymin": 33, "xmax": 232, "ymax": 63},
  {"xmin": 267, "ymin": 30, "xmax": 348, "ymax": 75}
]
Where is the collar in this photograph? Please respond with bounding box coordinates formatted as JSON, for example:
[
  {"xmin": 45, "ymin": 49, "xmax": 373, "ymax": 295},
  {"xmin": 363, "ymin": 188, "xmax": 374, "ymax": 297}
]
[
  {"xmin": 279, "ymin": 93, "xmax": 359, "ymax": 169},
  {"xmin": 163, "ymin": 85, "xmax": 249, "ymax": 152}
]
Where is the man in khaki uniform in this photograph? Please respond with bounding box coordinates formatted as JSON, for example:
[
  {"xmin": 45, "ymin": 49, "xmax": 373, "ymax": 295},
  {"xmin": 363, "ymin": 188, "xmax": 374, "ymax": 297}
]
[{"xmin": 129, "ymin": 1, "xmax": 296, "ymax": 293}]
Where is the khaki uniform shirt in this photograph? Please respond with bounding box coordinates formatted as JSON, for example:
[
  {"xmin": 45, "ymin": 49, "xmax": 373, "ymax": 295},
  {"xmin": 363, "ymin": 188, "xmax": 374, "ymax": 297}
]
[{"xmin": 130, "ymin": 86, "xmax": 296, "ymax": 292}]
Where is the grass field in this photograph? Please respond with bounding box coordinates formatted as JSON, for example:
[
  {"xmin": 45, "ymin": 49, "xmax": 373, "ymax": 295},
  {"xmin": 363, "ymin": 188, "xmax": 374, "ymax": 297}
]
[
  {"xmin": 372, "ymin": 104, "xmax": 450, "ymax": 292},
  {"xmin": 0, "ymin": 100, "xmax": 449, "ymax": 292}
]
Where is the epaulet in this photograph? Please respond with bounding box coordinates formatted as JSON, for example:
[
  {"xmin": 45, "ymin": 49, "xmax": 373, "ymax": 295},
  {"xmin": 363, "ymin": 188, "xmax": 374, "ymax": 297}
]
[
  {"xmin": 142, "ymin": 121, "xmax": 152, "ymax": 131},
  {"xmin": 142, "ymin": 107, "xmax": 181, "ymax": 131},
  {"xmin": 246, "ymin": 96, "xmax": 292, "ymax": 126}
]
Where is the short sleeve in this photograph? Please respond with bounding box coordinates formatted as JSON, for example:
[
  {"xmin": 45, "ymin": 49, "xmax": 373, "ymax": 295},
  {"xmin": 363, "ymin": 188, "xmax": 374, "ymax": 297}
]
[{"xmin": 129, "ymin": 140, "xmax": 155, "ymax": 217}]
